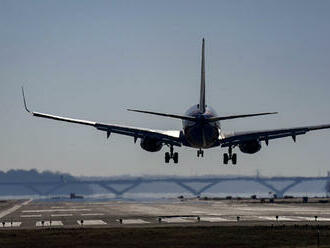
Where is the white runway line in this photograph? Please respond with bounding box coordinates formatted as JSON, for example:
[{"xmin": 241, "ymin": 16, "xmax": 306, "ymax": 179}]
[
  {"xmin": 258, "ymin": 216, "xmax": 297, "ymax": 221},
  {"xmin": 21, "ymin": 214, "xmax": 42, "ymax": 218},
  {"xmin": 0, "ymin": 222, "xmax": 22, "ymax": 227},
  {"xmin": 295, "ymin": 217, "xmax": 330, "ymax": 222},
  {"xmin": 22, "ymin": 200, "xmax": 32, "ymax": 205},
  {"xmin": 81, "ymin": 213, "xmax": 105, "ymax": 216},
  {"xmin": 316, "ymin": 217, "xmax": 330, "ymax": 221},
  {"xmin": 22, "ymin": 209, "xmax": 91, "ymax": 213},
  {"xmin": 201, "ymin": 217, "xmax": 232, "ymax": 222},
  {"xmin": 36, "ymin": 221, "xmax": 63, "ymax": 227},
  {"xmin": 119, "ymin": 219, "xmax": 150, "ymax": 224},
  {"xmin": 294, "ymin": 216, "xmax": 317, "ymax": 221},
  {"xmin": 51, "ymin": 214, "xmax": 73, "ymax": 217},
  {"xmin": 0, "ymin": 199, "xmax": 32, "ymax": 219},
  {"xmin": 77, "ymin": 220, "xmax": 107, "ymax": 225},
  {"xmin": 161, "ymin": 217, "xmax": 196, "ymax": 223}
]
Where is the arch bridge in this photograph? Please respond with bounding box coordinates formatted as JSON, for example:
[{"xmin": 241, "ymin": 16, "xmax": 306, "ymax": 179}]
[{"xmin": 1, "ymin": 176, "xmax": 329, "ymax": 198}]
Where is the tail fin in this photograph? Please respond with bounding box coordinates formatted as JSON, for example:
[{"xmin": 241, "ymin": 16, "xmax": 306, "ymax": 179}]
[{"xmin": 199, "ymin": 38, "xmax": 206, "ymax": 113}]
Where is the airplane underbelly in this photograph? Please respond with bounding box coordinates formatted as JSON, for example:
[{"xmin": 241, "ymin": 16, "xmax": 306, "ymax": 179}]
[{"xmin": 184, "ymin": 124, "xmax": 219, "ymax": 148}]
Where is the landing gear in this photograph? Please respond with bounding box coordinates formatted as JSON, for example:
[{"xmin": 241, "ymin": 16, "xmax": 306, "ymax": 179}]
[
  {"xmin": 165, "ymin": 145, "xmax": 178, "ymax": 164},
  {"xmin": 223, "ymin": 146, "xmax": 237, "ymax": 165},
  {"xmin": 197, "ymin": 149, "xmax": 204, "ymax": 158},
  {"xmin": 165, "ymin": 152, "xmax": 170, "ymax": 163},
  {"xmin": 223, "ymin": 153, "xmax": 229, "ymax": 164},
  {"xmin": 173, "ymin": 152, "xmax": 178, "ymax": 164},
  {"xmin": 232, "ymin": 153, "xmax": 237, "ymax": 165}
]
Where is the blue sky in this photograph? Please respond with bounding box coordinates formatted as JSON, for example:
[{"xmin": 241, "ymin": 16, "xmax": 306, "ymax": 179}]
[{"xmin": 1, "ymin": 0, "xmax": 330, "ymax": 176}]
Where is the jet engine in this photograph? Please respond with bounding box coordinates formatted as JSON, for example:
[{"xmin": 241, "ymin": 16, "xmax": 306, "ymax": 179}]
[
  {"xmin": 140, "ymin": 137, "xmax": 163, "ymax": 152},
  {"xmin": 239, "ymin": 140, "xmax": 261, "ymax": 154}
]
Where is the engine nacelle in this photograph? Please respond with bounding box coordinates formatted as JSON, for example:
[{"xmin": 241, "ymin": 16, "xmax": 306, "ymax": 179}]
[
  {"xmin": 140, "ymin": 137, "xmax": 163, "ymax": 152},
  {"xmin": 239, "ymin": 140, "xmax": 261, "ymax": 154}
]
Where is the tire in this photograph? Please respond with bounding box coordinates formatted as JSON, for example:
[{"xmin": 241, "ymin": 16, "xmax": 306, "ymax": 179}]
[
  {"xmin": 165, "ymin": 152, "xmax": 170, "ymax": 163},
  {"xmin": 223, "ymin": 153, "xmax": 229, "ymax": 164},
  {"xmin": 232, "ymin": 153, "xmax": 237, "ymax": 165},
  {"xmin": 173, "ymin": 152, "xmax": 179, "ymax": 164}
]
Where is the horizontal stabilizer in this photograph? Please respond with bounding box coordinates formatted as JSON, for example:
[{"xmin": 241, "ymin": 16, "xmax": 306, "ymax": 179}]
[
  {"xmin": 207, "ymin": 112, "xmax": 278, "ymax": 122},
  {"xmin": 127, "ymin": 109, "xmax": 196, "ymax": 121}
]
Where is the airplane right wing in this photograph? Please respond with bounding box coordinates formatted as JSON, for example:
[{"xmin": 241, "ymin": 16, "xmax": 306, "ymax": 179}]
[
  {"xmin": 220, "ymin": 124, "xmax": 330, "ymax": 147},
  {"xmin": 22, "ymin": 88, "xmax": 182, "ymax": 147}
]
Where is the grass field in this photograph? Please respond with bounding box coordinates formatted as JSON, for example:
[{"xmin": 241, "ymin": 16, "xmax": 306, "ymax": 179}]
[{"xmin": 0, "ymin": 225, "xmax": 329, "ymax": 248}]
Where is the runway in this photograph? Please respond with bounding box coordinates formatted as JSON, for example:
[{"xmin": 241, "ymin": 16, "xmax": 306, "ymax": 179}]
[{"xmin": 0, "ymin": 198, "xmax": 329, "ymax": 229}]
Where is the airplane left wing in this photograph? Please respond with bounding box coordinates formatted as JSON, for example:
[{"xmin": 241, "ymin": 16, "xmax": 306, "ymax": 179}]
[
  {"xmin": 22, "ymin": 88, "xmax": 182, "ymax": 147},
  {"xmin": 220, "ymin": 124, "xmax": 330, "ymax": 147}
]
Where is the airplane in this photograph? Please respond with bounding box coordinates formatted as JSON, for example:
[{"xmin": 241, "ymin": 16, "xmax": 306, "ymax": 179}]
[{"xmin": 22, "ymin": 38, "xmax": 330, "ymax": 165}]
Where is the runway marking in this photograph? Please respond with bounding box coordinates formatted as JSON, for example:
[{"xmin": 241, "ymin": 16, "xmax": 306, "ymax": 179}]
[
  {"xmin": 295, "ymin": 217, "xmax": 317, "ymax": 221},
  {"xmin": 161, "ymin": 217, "xmax": 196, "ymax": 223},
  {"xmin": 316, "ymin": 217, "xmax": 330, "ymax": 221},
  {"xmin": 295, "ymin": 217, "xmax": 330, "ymax": 222},
  {"xmin": 36, "ymin": 221, "xmax": 63, "ymax": 227},
  {"xmin": 77, "ymin": 220, "xmax": 107, "ymax": 225},
  {"xmin": 119, "ymin": 219, "xmax": 150, "ymax": 224},
  {"xmin": 0, "ymin": 199, "xmax": 32, "ymax": 219},
  {"xmin": 87, "ymin": 202, "xmax": 109, "ymax": 205},
  {"xmin": 81, "ymin": 213, "xmax": 105, "ymax": 216},
  {"xmin": 51, "ymin": 206, "xmax": 87, "ymax": 208},
  {"xmin": 22, "ymin": 209, "xmax": 91, "ymax": 213},
  {"xmin": 51, "ymin": 214, "xmax": 73, "ymax": 217},
  {"xmin": 0, "ymin": 222, "xmax": 22, "ymax": 227},
  {"xmin": 258, "ymin": 216, "xmax": 297, "ymax": 221},
  {"xmin": 201, "ymin": 217, "xmax": 232, "ymax": 222},
  {"xmin": 21, "ymin": 214, "xmax": 42, "ymax": 218}
]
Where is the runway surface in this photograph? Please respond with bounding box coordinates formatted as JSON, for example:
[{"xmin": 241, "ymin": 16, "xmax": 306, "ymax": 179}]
[{"xmin": 0, "ymin": 198, "xmax": 329, "ymax": 229}]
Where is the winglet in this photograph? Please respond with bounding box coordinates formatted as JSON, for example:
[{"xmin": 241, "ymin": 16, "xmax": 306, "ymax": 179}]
[{"xmin": 21, "ymin": 86, "xmax": 31, "ymax": 113}]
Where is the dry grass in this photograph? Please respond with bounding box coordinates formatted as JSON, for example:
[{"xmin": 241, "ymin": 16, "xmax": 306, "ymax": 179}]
[{"xmin": 0, "ymin": 225, "xmax": 330, "ymax": 248}]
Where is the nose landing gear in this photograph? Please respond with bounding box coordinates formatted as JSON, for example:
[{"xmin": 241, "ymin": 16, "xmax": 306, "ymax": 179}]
[
  {"xmin": 165, "ymin": 145, "xmax": 178, "ymax": 164},
  {"xmin": 197, "ymin": 148, "xmax": 204, "ymax": 158},
  {"xmin": 223, "ymin": 146, "xmax": 237, "ymax": 165}
]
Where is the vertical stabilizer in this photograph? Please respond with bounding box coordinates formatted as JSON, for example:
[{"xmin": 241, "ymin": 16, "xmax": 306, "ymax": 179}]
[{"xmin": 199, "ymin": 38, "xmax": 206, "ymax": 113}]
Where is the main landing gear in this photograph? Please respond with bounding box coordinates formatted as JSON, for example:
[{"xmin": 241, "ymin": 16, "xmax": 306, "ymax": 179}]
[
  {"xmin": 197, "ymin": 148, "xmax": 204, "ymax": 158},
  {"xmin": 165, "ymin": 145, "xmax": 178, "ymax": 164},
  {"xmin": 223, "ymin": 146, "xmax": 237, "ymax": 165}
]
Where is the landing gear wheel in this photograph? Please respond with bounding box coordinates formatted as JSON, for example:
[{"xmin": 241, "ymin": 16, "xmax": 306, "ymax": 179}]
[
  {"xmin": 232, "ymin": 153, "xmax": 237, "ymax": 165},
  {"xmin": 173, "ymin": 152, "xmax": 179, "ymax": 164},
  {"xmin": 165, "ymin": 145, "xmax": 179, "ymax": 164},
  {"xmin": 197, "ymin": 149, "xmax": 204, "ymax": 158},
  {"xmin": 222, "ymin": 146, "xmax": 238, "ymax": 165},
  {"xmin": 223, "ymin": 153, "xmax": 229, "ymax": 164},
  {"xmin": 165, "ymin": 152, "xmax": 170, "ymax": 163}
]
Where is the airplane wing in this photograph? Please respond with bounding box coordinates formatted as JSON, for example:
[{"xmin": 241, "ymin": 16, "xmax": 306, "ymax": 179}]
[
  {"xmin": 220, "ymin": 124, "xmax": 330, "ymax": 147},
  {"xmin": 22, "ymin": 88, "xmax": 182, "ymax": 147}
]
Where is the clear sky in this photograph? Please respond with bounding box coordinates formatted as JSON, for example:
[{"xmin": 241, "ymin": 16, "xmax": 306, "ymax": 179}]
[{"xmin": 1, "ymin": 0, "xmax": 330, "ymax": 177}]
